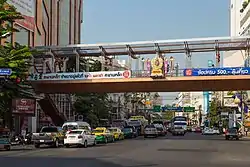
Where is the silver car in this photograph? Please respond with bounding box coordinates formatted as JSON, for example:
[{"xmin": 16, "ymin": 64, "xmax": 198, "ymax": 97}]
[{"xmin": 144, "ymin": 125, "xmax": 158, "ymax": 138}]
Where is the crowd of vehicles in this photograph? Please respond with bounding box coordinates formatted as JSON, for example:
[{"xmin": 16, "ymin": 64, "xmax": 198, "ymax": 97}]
[{"xmin": 1, "ymin": 115, "xmax": 243, "ymax": 151}]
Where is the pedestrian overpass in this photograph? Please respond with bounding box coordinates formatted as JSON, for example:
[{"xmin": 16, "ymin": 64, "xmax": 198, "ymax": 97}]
[
  {"xmin": 30, "ymin": 36, "xmax": 250, "ymax": 125},
  {"xmin": 30, "ymin": 75, "xmax": 250, "ymax": 93}
]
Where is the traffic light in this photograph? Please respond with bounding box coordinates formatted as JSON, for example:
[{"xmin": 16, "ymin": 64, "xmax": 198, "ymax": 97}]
[{"xmin": 216, "ymin": 53, "xmax": 220, "ymax": 63}]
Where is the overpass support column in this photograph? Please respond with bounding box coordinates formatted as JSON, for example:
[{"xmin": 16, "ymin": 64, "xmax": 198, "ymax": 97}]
[
  {"xmin": 215, "ymin": 40, "xmax": 220, "ymax": 67},
  {"xmin": 184, "ymin": 42, "xmax": 192, "ymax": 68},
  {"xmin": 74, "ymin": 49, "xmax": 80, "ymax": 72}
]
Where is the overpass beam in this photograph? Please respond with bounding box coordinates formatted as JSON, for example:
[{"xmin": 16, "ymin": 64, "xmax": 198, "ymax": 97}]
[
  {"xmin": 99, "ymin": 46, "xmax": 109, "ymax": 71},
  {"xmin": 184, "ymin": 41, "xmax": 192, "ymax": 68}
]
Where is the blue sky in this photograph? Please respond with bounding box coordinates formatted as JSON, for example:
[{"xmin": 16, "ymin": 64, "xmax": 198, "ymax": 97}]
[{"xmin": 82, "ymin": 0, "xmax": 230, "ymax": 104}]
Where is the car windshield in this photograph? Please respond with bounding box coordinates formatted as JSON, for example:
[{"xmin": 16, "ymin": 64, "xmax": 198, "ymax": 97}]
[
  {"xmin": 156, "ymin": 127, "xmax": 163, "ymax": 131},
  {"xmin": 68, "ymin": 130, "xmax": 83, "ymax": 134},
  {"xmin": 174, "ymin": 122, "xmax": 187, "ymax": 125},
  {"xmin": 145, "ymin": 125, "xmax": 155, "ymax": 128},
  {"xmin": 41, "ymin": 127, "xmax": 58, "ymax": 132},
  {"xmin": 92, "ymin": 129, "xmax": 104, "ymax": 133},
  {"xmin": 122, "ymin": 128, "xmax": 132, "ymax": 132},
  {"xmin": 63, "ymin": 125, "xmax": 78, "ymax": 131},
  {"xmin": 109, "ymin": 128, "xmax": 117, "ymax": 132}
]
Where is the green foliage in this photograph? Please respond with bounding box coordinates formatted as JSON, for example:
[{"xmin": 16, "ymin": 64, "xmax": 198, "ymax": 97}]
[
  {"xmin": 0, "ymin": 0, "xmax": 23, "ymax": 38},
  {"xmin": 208, "ymin": 100, "xmax": 219, "ymax": 126},
  {"xmin": 0, "ymin": 0, "xmax": 33, "ymax": 125}
]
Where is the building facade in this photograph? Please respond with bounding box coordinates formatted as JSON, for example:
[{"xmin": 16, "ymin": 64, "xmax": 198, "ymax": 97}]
[{"xmin": 3, "ymin": 0, "xmax": 83, "ymax": 132}]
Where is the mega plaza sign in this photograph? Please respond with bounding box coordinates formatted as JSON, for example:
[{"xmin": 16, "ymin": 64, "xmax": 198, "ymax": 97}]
[{"xmin": 28, "ymin": 71, "xmax": 131, "ymax": 81}]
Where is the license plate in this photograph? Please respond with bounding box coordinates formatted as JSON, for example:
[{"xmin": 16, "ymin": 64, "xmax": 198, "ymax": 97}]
[{"xmin": 40, "ymin": 140, "xmax": 44, "ymax": 142}]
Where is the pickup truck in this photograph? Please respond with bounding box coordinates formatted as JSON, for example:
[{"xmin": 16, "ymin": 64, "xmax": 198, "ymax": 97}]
[{"xmin": 32, "ymin": 126, "xmax": 64, "ymax": 148}]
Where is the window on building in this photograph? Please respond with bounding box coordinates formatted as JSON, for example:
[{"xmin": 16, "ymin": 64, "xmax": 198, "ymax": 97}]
[
  {"xmin": 59, "ymin": 0, "xmax": 70, "ymax": 45},
  {"xmin": 15, "ymin": 25, "xmax": 29, "ymax": 45}
]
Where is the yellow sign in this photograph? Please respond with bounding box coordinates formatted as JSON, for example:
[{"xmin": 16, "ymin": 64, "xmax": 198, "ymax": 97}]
[
  {"xmin": 150, "ymin": 56, "xmax": 164, "ymax": 77},
  {"xmin": 130, "ymin": 116, "xmax": 145, "ymax": 120}
]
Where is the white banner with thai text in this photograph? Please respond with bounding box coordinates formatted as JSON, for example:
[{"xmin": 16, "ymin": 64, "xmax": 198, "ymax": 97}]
[{"xmin": 28, "ymin": 71, "xmax": 131, "ymax": 81}]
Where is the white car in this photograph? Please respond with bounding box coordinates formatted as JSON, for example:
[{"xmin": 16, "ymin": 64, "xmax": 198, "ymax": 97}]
[
  {"xmin": 144, "ymin": 124, "xmax": 158, "ymax": 138},
  {"xmin": 202, "ymin": 128, "xmax": 219, "ymax": 135},
  {"xmin": 64, "ymin": 129, "xmax": 96, "ymax": 148}
]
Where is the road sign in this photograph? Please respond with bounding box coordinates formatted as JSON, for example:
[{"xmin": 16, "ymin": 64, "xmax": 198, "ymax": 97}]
[
  {"xmin": 0, "ymin": 68, "xmax": 12, "ymax": 76},
  {"xmin": 153, "ymin": 105, "xmax": 161, "ymax": 112},
  {"xmin": 183, "ymin": 107, "xmax": 195, "ymax": 112},
  {"xmin": 162, "ymin": 106, "xmax": 183, "ymax": 112}
]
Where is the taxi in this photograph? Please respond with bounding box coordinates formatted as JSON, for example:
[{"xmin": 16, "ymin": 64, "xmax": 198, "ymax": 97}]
[
  {"xmin": 91, "ymin": 127, "xmax": 115, "ymax": 144},
  {"xmin": 108, "ymin": 127, "xmax": 124, "ymax": 140}
]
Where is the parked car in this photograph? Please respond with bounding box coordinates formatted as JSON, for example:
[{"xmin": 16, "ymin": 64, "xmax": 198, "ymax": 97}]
[
  {"xmin": 144, "ymin": 124, "xmax": 158, "ymax": 138},
  {"xmin": 202, "ymin": 127, "xmax": 219, "ymax": 135},
  {"xmin": 108, "ymin": 127, "xmax": 124, "ymax": 140},
  {"xmin": 91, "ymin": 127, "xmax": 115, "ymax": 144},
  {"xmin": 32, "ymin": 126, "xmax": 64, "ymax": 148},
  {"xmin": 122, "ymin": 126, "xmax": 137, "ymax": 138},
  {"xmin": 64, "ymin": 129, "xmax": 96, "ymax": 148}
]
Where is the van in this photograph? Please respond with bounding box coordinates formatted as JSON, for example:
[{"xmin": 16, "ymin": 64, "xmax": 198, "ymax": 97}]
[{"xmin": 62, "ymin": 121, "xmax": 91, "ymax": 133}]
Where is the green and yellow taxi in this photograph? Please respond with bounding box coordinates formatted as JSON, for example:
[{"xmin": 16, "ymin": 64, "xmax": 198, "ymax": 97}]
[
  {"xmin": 92, "ymin": 127, "xmax": 115, "ymax": 144},
  {"xmin": 108, "ymin": 127, "xmax": 124, "ymax": 140}
]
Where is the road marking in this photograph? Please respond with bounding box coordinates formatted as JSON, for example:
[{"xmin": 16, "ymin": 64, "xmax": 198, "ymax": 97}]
[{"xmin": 5, "ymin": 148, "xmax": 55, "ymax": 157}]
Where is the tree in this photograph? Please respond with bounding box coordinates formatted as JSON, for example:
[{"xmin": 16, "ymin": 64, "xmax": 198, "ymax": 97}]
[
  {"xmin": 0, "ymin": 0, "xmax": 23, "ymax": 38},
  {"xmin": 208, "ymin": 100, "xmax": 219, "ymax": 126},
  {"xmin": 0, "ymin": 0, "xmax": 33, "ymax": 126}
]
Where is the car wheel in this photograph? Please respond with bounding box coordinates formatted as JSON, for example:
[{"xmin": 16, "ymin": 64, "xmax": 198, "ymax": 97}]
[
  {"xmin": 236, "ymin": 138, "xmax": 239, "ymax": 140},
  {"xmin": 104, "ymin": 137, "xmax": 108, "ymax": 144},
  {"xmin": 93, "ymin": 140, "xmax": 97, "ymax": 146},
  {"xmin": 84, "ymin": 140, "xmax": 88, "ymax": 148},
  {"xmin": 65, "ymin": 144, "xmax": 70, "ymax": 148},
  {"xmin": 35, "ymin": 144, "xmax": 40, "ymax": 148},
  {"xmin": 4, "ymin": 146, "xmax": 10, "ymax": 151},
  {"xmin": 144, "ymin": 135, "xmax": 147, "ymax": 138},
  {"xmin": 53, "ymin": 139, "xmax": 59, "ymax": 148}
]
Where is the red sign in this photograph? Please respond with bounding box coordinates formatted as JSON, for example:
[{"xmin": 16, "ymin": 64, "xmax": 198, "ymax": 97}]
[
  {"xmin": 123, "ymin": 70, "xmax": 130, "ymax": 78},
  {"xmin": 12, "ymin": 98, "xmax": 36, "ymax": 115},
  {"xmin": 185, "ymin": 69, "xmax": 193, "ymax": 76}
]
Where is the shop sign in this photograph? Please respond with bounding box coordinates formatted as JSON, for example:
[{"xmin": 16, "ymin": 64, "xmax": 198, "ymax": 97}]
[
  {"xmin": 12, "ymin": 98, "xmax": 36, "ymax": 116},
  {"xmin": 28, "ymin": 70, "xmax": 131, "ymax": 81},
  {"xmin": 150, "ymin": 56, "xmax": 164, "ymax": 77}
]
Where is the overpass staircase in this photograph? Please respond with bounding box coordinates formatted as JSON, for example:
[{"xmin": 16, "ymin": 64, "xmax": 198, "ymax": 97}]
[{"xmin": 33, "ymin": 58, "xmax": 69, "ymax": 126}]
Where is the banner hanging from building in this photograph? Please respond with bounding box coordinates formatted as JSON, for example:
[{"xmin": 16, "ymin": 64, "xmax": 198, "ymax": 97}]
[
  {"xmin": 183, "ymin": 67, "xmax": 250, "ymax": 76},
  {"xmin": 8, "ymin": 0, "xmax": 35, "ymax": 31},
  {"xmin": 28, "ymin": 70, "xmax": 131, "ymax": 81},
  {"xmin": 12, "ymin": 98, "xmax": 36, "ymax": 116}
]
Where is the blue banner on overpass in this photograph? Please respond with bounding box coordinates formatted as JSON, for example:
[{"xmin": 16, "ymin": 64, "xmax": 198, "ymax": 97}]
[{"xmin": 183, "ymin": 67, "xmax": 250, "ymax": 76}]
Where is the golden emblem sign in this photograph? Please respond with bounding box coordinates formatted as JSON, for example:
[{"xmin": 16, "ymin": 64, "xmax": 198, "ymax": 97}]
[{"xmin": 150, "ymin": 56, "xmax": 164, "ymax": 77}]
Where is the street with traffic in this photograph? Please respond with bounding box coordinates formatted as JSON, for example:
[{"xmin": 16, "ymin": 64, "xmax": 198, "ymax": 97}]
[{"xmin": 1, "ymin": 133, "xmax": 250, "ymax": 167}]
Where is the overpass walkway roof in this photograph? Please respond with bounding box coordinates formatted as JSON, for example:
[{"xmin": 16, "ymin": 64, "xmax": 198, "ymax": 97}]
[{"xmin": 33, "ymin": 36, "xmax": 250, "ymax": 58}]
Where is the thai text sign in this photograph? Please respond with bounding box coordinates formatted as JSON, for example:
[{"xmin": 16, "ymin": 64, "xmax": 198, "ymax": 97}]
[
  {"xmin": 12, "ymin": 98, "xmax": 36, "ymax": 115},
  {"xmin": 183, "ymin": 67, "xmax": 250, "ymax": 76},
  {"xmin": 28, "ymin": 70, "xmax": 131, "ymax": 81}
]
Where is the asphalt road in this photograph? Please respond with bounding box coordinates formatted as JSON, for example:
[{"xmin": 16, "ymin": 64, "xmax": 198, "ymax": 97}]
[{"xmin": 1, "ymin": 133, "xmax": 250, "ymax": 167}]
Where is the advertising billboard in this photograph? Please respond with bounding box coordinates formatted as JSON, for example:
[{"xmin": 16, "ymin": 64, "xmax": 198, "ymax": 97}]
[
  {"xmin": 12, "ymin": 98, "xmax": 36, "ymax": 116},
  {"xmin": 8, "ymin": 0, "xmax": 35, "ymax": 31}
]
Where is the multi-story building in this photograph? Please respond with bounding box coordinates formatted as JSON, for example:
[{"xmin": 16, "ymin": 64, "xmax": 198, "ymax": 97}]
[{"xmin": 3, "ymin": 0, "xmax": 83, "ymax": 132}]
